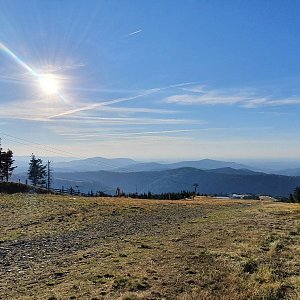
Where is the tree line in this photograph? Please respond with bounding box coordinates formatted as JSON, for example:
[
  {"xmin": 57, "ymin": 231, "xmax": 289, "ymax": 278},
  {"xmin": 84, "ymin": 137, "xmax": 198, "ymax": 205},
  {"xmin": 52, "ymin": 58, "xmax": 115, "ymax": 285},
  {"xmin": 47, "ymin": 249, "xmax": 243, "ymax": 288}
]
[
  {"xmin": 284, "ymin": 187, "xmax": 300, "ymax": 203},
  {"xmin": 126, "ymin": 191, "xmax": 197, "ymax": 200},
  {"xmin": 0, "ymin": 141, "xmax": 52, "ymax": 189},
  {"xmin": 0, "ymin": 142, "xmax": 17, "ymax": 182},
  {"xmin": 1, "ymin": 140, "xmax": 300, "ymax": 201}
]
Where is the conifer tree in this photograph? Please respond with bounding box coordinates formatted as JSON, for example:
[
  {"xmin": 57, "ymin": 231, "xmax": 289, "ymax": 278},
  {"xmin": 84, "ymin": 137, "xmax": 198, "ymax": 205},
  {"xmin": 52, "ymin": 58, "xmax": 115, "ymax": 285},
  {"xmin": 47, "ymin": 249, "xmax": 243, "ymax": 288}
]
[
  {"xmin": 28, "ymin": 154, "xmax": 47, "ymax": 186},
  {"xmin": 293, "ymin": 186, "xmax": 300, "ymax": 203},
  {"xmin": 1, "ymin": 149, "xmax": 17, "ymax": 181},
  {"xmin": 0, "ymin": 139, "xmax": 17, "ymax": 182}
]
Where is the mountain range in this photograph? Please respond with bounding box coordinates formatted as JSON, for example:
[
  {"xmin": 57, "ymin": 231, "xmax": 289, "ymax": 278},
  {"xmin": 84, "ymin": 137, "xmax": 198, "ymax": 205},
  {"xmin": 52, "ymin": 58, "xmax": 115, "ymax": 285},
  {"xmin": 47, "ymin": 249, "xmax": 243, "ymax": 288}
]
[
  {"xmin": 12, "ymin": 166, "xmax": 300, "ymax": 197},
  {"xmin": 51, "ymin": 167, "xmax": 300, "ymax": 196},
  {"xmin": 12, "ymin": 157, "xmax": 300, "ymax": 197},
  {"xmin": 14, "ymin": 157, "xmax": 252, "ymax": 173},
  {"xmin": 14, "ymin": 156, "xmax": 300, "ymax": 175}
]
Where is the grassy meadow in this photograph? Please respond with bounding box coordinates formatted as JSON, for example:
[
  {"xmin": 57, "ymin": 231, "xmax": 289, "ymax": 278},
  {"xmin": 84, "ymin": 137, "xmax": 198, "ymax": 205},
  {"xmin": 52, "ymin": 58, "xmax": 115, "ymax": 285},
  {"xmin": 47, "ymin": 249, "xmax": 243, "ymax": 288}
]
[{"xmin": 0, "ymin": 194, "xmax": 299, "ymax": 300}]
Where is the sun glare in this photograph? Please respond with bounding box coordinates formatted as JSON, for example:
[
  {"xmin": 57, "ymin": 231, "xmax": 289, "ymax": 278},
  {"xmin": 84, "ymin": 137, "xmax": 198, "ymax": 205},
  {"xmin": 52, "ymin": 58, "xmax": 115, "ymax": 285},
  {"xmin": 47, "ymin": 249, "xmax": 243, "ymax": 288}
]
[{"xmin": 38, "ymin": 74, "xmax": 59, "ymax": 95}]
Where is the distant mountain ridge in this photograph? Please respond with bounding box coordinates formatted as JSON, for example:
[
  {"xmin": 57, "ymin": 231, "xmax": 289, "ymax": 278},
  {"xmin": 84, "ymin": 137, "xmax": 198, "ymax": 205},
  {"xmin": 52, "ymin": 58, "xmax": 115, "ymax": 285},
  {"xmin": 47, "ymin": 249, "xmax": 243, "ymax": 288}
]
[
  {"xmin": 205, "ymin": 167, "xmax": 263, "ymax": 175},
  {"xmin": 13, "ymin": 156, "xmax": 300, "ymax": 183},
  {"xmin": 14, "ymin": 156, "xmax": 137, "ymax": 173},
  {"xmin": 41, "ymin": 167, "xmax": 300, "ymax": 197},
  {"xmin": 276, "ymin": 167, "xmax": 300, "ymax": 176},
  {"xmin": 14, "ymin": 157, "xmax": 253, "ymax": 173},
  {"xmin": 12, "ymin": 163, "xmax": 300, "ymax": 196},
  {"xmin": 116, "ymin": 159, "xmax": 250, "ymax": 172},
  {"xmin": 53, "ymin": 157, "xmax": 136, "ymax": 172},
  {"xmin": 168, "ymin": 159, "xmax": 249, "ymax": 170}
]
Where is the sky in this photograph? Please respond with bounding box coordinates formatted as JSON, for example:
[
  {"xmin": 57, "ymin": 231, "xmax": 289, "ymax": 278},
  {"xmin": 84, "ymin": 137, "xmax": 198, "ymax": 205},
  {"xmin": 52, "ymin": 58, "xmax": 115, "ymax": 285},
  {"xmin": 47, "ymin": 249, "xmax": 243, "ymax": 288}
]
[{"xmin": 1, "ymin": 0, "xmax": 300, "ymax": 162}]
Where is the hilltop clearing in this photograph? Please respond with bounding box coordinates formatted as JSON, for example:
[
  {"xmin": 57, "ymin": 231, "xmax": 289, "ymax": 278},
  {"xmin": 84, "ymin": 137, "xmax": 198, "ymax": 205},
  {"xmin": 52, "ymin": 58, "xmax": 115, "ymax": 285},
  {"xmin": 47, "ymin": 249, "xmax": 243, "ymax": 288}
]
[{"xmin": 0, "ymin": 195, "xmax": 299, "ymax": 299}]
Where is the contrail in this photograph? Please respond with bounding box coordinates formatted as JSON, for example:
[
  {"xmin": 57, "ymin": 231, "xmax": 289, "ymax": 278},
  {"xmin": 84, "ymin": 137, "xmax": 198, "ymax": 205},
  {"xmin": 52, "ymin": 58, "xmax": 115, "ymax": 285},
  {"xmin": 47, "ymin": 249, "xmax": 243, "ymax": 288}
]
[
  {"xmin": 49, "ymin": 82, "xmax": 196, "ymax": 119},
  {"xmin": 104, "ymin": 129, "xmax": 194, "ymax": 136},
  {"xmin": 128, "ymin": 29, "xmax": 142, "ymax": 36},
  {"xmin": 48, "ymin": 90, "xmax": 156, "ymax": 118}
]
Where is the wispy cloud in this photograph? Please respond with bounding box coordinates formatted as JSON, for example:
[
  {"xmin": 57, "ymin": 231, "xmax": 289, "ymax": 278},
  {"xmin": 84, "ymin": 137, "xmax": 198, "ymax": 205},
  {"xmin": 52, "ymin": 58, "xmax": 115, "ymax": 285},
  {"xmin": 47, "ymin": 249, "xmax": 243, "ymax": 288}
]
[
  {"xmin": 243, "ymin": 98, "xmax": 300, "ymax": 108},
  {"xmin": 51, "ymin": 116, "xmax": 198, "ymax": 125},
  {"xmin": 51, "ymin": 125, "xmax": 271, "ymax": 144},
  {"xmin": 0, "ymin": 73, "xmax": 32, "ymax": 84},
  {"xmin": 0, "ymin": 81, "xmax": 194, "ymax": 126},
  {"xmin": 257, "ymin": 111, "xmax": 294, "ymax": 116},
  {"xmin": 56, "ymin": 129, "xmax": 194, "ymax": 141},
  {"xmin": 166, "ymin": 93, "xmax": 245, "ymax": 105},
  {"xmin": 48, "ymin": 92, "xmax": 154, "ymax": 119},
  {"xmin": 38, "ymin": 63, "xmax": 85, "ymax": 73},
  {"xmin": 49, "ymin": 82, "xmax": 194, "ymax": 119},
  {"xmin": 164, "ymin": 85, "xmax": 300, "ymax": 108},
  {"xmin": 87, "ymin": 106, "xmax": 177, "ymax": 114},
  {"xmin": 180, "ymin": 84, "xmax": 207, "ymax": 93},
  {"xmin": 104, "ymin": 129, "xmax": 193, "ymax": 136},
  {"xmin": 128, "ymin": 29, "xmax": 142, "ymax": 36},
  {"xmin": 0, "ymin": 100, "xmax": 183, "ymax": 124},
  {"xmin": 0, "ymin": 96, "xmax": 74, "ymax": 121}
]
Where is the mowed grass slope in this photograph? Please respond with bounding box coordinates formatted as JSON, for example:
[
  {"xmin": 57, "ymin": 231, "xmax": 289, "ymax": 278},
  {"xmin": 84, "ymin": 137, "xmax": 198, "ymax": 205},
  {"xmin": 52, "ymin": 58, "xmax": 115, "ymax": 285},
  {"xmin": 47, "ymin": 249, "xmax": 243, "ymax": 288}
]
[{"xmin": 0, "ymin": 194, "xmax": 299, "ymax": 300}]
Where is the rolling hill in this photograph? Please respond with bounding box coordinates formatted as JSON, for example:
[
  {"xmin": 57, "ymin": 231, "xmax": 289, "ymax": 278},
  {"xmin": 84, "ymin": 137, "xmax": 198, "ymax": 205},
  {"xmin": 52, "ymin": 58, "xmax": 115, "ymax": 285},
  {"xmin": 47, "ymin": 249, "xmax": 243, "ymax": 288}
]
[
  {"xmin": 114, "ymin": 159, "xmax": 251, "ymax": 172},
  {"xmin": 49, "ymin": 167, "xmax": 300, "ymax": 196},
  {"xmin": 13, "ymin": 157, "xmax": 254, "ymax": 173},
  {"xmin": 276, "ymin": 167, "xmax": 300, "ymax": 176},
  {"xmin": 12, "ymin": 157, "xmax": 300, "ymax": 197}
]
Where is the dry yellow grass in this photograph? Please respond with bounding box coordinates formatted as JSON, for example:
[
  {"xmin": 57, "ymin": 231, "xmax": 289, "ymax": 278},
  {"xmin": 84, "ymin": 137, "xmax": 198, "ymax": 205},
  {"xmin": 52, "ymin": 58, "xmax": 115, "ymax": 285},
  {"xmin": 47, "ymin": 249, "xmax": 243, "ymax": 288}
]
[{"xmin": 0, "ymin": 194, "xmax": 299, "ymax": 299}]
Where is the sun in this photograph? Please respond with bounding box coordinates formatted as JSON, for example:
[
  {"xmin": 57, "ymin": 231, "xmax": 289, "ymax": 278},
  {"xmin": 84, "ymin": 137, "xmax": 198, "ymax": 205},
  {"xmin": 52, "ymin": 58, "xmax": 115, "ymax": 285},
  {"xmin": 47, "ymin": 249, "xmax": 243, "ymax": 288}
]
[{"xmin": 38, "ymin": 74, "xmax": 59, "ymax": 95}]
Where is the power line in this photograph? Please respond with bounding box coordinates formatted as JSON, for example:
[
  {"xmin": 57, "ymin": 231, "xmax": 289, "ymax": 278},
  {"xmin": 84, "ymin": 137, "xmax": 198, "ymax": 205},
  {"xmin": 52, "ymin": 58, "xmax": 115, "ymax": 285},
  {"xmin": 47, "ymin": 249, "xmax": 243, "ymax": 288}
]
[{"xmin": 0, "ymin": 131, "xmax": 134, "ymax": 172}]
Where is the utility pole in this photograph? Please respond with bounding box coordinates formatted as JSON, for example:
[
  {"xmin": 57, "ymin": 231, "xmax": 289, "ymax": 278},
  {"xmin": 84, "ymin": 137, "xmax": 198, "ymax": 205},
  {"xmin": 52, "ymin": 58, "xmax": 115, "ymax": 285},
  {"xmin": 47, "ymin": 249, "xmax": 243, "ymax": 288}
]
[
  {"xmin": 193, "ymin": 183, "xmax": 199, "ymax": 199},
  {"xmin": 0, "ymin": 138, "xmax": 3, "ymax": 182},
  {"xmin": 47, "ymin": 160, "xmax": 52, "ymax": 191}
]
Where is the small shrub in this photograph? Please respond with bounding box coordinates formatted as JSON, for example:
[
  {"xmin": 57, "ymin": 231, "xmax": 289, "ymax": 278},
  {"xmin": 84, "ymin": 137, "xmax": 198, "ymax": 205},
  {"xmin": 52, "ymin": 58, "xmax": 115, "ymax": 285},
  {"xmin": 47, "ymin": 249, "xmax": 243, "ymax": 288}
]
[
  {"xmin": 113, "ymin": 277, "xmax": 150, "ymax": 292},
  {"xmin": 113, "ymin": 277, "xmax": 128, "ymax": 290},
  {"xmin": 243, "ymin": 259, "xmax": 258, "ymax": 274},
  {"xmin": 139, "ymin": 244, "xmax": 151, "ymax": 249},
  {"xmin": 129, "ymin": 279, "xmax": 150, "ymax": 292}
]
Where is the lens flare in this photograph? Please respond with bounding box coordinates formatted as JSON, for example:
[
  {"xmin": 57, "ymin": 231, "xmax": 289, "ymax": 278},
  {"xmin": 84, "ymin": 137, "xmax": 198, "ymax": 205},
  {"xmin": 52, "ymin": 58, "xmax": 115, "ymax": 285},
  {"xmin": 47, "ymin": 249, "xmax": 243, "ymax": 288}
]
[
  {"xmin": 38, "ymin": 74, "xmax": 59, "ymax": 95},
  {"xmin": 0, "ymin": 42, "xmax": 67, "ymax": 102},
  {"xmin": 0, "ymin": 42, "xmax": 39, "ymax": 78}
]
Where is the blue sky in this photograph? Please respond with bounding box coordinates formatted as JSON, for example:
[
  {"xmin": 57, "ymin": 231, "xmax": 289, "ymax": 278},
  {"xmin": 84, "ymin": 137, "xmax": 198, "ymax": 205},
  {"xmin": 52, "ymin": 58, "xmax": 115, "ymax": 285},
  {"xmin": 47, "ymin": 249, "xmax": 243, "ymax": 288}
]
[{"xmin": 1, "ymin": 0, "xmax": 300, "ymax": 161}]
